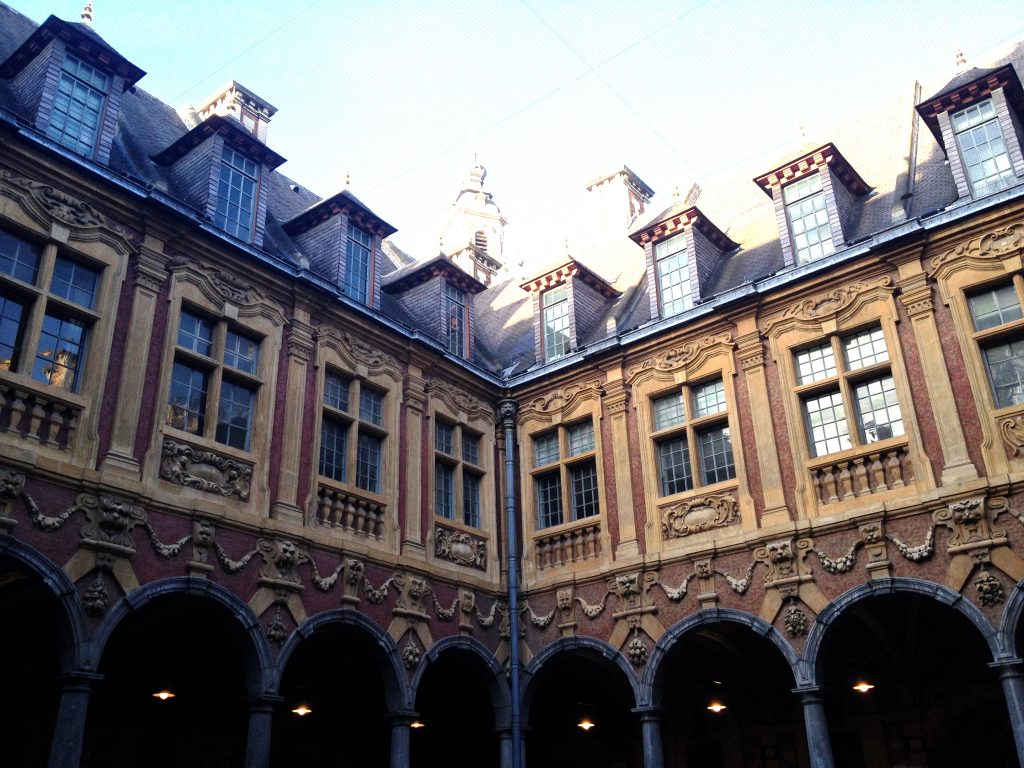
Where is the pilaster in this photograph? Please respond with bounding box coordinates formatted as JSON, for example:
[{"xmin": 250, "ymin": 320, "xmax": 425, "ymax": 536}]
[
  {"xmin": 604, "ymin": 377, "xmax": 639, "ymax": 557},
  {"xmin": 402, "ymin": 372, "xmax": 428, "ymax": 558},
  {"xmin": 272, "ymin": 314, "xmax": 314, "ymax": 525}
]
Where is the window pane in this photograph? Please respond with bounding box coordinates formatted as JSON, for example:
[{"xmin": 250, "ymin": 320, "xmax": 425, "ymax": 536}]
[
  {"xmin": 534, "ymin": 432, "xmax": 559, "ymax": 466},
  {"xmin": 444, "ymin": 281, "xmax": 466, "ymax": 356},
  {"xmin": 536, "ymin": 473, "xmax": 563, "ymax": 528},
  {"xmin": 324, "ymin": 371, "xmax": 350, "ymax": 411},
  {"xmin": 0, "ymin": 293, "xmax": 27, "ymax": 371},
  {"xmin": 435, "ymin": 421, "xmax": 454, "ymax": 454},
  {"xmin": 463, "ymin": 473, "xmax": 481, "ymax": 527},
  {"xmin": 224, "ymin": 329, "xmax": 260, "ymax": 373},
  {"xmin": 177, "ymin": 311, "xmax": 214, "ymax": 356},
  {"xmin": 784, "ymin": 173, "xmax": 834, "ymax": 263},
  {"xmin": 803, "ymin": 390, "xmax": 851, "ymax": 457},
  {"xmin": 984, "ymin": 338, "xmax": 1024, "ymax": 408},
  {"xmin": 33, "ymin": 313, "xmax": 86, "ymax": 391},
  {"xmin": 167, "ymin": 361, "xmax": 207, "ymax": 434},
  {"xmin": 795, "ymin": 342, "xmax": 837, "ymax": 384},
  {"xmin": 970, "ymin": 284, "xmax": 1022, "ymax": 331},
  {"xmin": 50, "ymin": 256, "xmax": 99, "ymax": 309},
  {"xmin": 693, "ymin": 379, "xmax": 726, "ymax": 417},
  {"xmin": 568, "ymin": 421, "xmax": 595, "ymax": 456},
  {"xmin": 658, "ymin": 436, "xmax": 692, "ymax": 496},
  {"xmin": 699, "ymin": 426, "xmax": 735, "ymax": 485},
  {"xmin": 653, "ymin": 392, "xmax": 685, "ymax": 430},
  {"xmin": 344, "ymin": 227, "xmax": 373, "ymax": 303},
  {"xmin": 46, "ymin": 55, "xmax": 108, "ymax": 156},
  {"xmin": 214, "ymin": 146, "xmax": 258, "ymax": 241},
  {"xmin": 542, "ymin": 285, "xmax": 571, "ymax": 361},
  {"xmin": 655, "ymin": 234, "xmax": 692, "ymax": 318},
  {"xmin": 953, "ymin": 101, "xmax": 1016, "ymax": 197},
  {"xmin": 0, "ymin": 230, "xmax": 41, "ymax": 283},
  {"xmin": 356, "ymin": 432, "xmax": 381, "ymax": 493},
  {"xmin": 215, "ymin": 380, "xmax": 255, "ymax": 450},
  {"xmin": 319, "ymin": 417, "xmax": 347, "ymax": 482},
  {"xmin": 435, "ymin": 462, "xmax": 454, "ymax": 519},
  {"xmin": 571, "ymin": 462, "xmax": 600, "ymax": 520},
  {"xmin": 462, "ymin": 432, "xmax": 480, "ymax": 465},
  {"xmin": 842, "ymin": 327, "xmax": 888, "ymax": 371},
  {"xmin": 359, "ymin": 387, "xmax": 384, "ymax": 425},
  {"xmin": 854, "ymin": 376, "xmax": 904, "ymax": 443}
]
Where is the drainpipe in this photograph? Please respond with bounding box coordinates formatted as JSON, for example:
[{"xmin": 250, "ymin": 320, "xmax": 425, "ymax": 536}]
[{"xmin": 499, "ymin": 398, "xmax": 522, "ymax": 768}]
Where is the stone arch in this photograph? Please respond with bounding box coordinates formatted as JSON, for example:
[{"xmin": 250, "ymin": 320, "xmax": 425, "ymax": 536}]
[
  {"xmin": 275, "ymin": 608, "xmax": 407, "ymax": 711},
  {"xmin": 90, "ymin": 576, "xmax": 274, "ymax": 696},
  {"xmin": 410, "ymin": 634, "xmax": 512, "ymax": 728},
  {"xmin": 642, "ymin": 608, "xmax": 799, "ymax": 707},
  {"xmin": 803, "ymin": 577, "xmax": 999, "ymax": 687},
  {"xmin": 521, "ymin": 634, "xmax": 640, "ymax": 722},
  {"xmin": 998, "ymin": 577, "xmax": 1024, "ymax": 660},
  {"xmin": 0, "ymin": 535, "xmax": 88, "ymax": 672}
]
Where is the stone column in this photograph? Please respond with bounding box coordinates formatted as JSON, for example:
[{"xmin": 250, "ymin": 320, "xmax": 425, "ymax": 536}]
[
  {"xmin": 897, "ymin": 270, "xmax": 977, "ymax": 483},
  {"xmin": 271, "ymin": 315, "xmax": 314, "ymax": 524},
  {"xmin": 634, "ymin": 707, "xmax": 665, "ymax": 768},
  {"xmin": 47, "ymin": 671, "xmax": 102, "ymax": 768},
  {"xmin": 796, "ymin": 687, "xmax": 835, "ymax": 768},
  {"xmin": 993, "ymin": 659, "xmax": 1024, "ymax": 766},
  {"xmin": 603, "ymin": 378, "xmax": 639, "ymax": 557},
  {"xmin": 497, "ymin": 727, "xmax": 514, "ymax": 768},
  {"xmin": 100, "ymin": 239, "xmax": 168, "ymax": 477},
  {"xmin": 388, "ymin": 711, "xmax": 414, "ymax": 768},
  {"xmin": 243, "ymin": 696, "xmax": 280, "ymax": 768}
]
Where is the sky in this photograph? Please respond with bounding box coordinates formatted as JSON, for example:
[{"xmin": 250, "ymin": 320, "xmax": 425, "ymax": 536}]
[{"xmin": 9, "ymin": 0, "xmax": 1024, "ymax": 270}]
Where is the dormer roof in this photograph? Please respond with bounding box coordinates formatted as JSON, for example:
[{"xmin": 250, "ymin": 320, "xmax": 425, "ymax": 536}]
[
  {"xmin": 753, "ymin": 142, "xmax": 872, "ymax": 197},
  {"xmin": 519, "ymin": 258, "xmax": 621, "ymax": 299},
  {"xmin": 196, "ymin": 80, "xmax": 278, "ymax": 120},
  {"xmin": 282, "ymin": 187, "xmax": 397, "ymax": 240},
  {"xmin": 381, "ymin": 254, "xmax": 487, "ymax": 295},
  {"xmin": 629, "ymin": 203, "xmax": 738, "ymax": 252},
  {"xmin": 150, "ymin": 114, "xmax": 286, "ymax": 169},
  {"xmin": 915, "ymin": 64, "xmax": 1024, "ymax": 151},
  {"xmin": 0, "ymin": 14, "xmax": 144, "ymax": 88}
]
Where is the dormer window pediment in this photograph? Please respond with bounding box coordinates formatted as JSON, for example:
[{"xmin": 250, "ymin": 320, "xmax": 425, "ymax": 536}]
[
  {"xmin": 916, "ymin": 64, "xmax": 1024, "ymax": 201},
  {"xmin": 630, "ymin": 205, "xmax": 737, "ymax": 320},
  {"xmin": 754, "ymin": 143, "xmax": 871, "ymax": 268}
]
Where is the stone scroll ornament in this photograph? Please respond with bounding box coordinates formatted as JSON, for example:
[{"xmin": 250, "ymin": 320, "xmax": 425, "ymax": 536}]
[
  {"xmin": 160, "ymin": 439, "xmax": 252, "ymax": 500},
  {"xmin": 661, "ymin": 494, "xmax": 737, "ymax": 539},
  {"xmin": 434, "ymin": 526, "xmax": 487, "ymax": 570}
]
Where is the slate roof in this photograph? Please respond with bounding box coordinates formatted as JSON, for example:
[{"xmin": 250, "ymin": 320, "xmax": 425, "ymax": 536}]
[{"xmin": 2, "ymin": 2, "xmax": 1024, "ymax": 380}]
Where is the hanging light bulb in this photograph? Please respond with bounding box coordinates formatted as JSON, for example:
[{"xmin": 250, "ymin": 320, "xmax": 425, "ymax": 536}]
[
  {"xmin": 852, "ymin": 681, "xmax": 875, "ymax": 694},
  {"xmin": 152, "ymin": 690, "xmax": 175, "ymax": 701},
  {"xmin": 577, "ymin": 717, "xmax": 596, "ymax": 731},
  {"xmin": 410, "ymin": 720, "xmax": 426, "ymax": 729},
  {"xmin": 706, "ymin": 701, "xmax": 727, "ymax": 713}
]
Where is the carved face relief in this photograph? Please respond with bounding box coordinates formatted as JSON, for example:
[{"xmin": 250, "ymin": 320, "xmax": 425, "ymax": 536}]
[
  {"xmin": 459, "ymin": 588, "xmax": 476, "ymax": 613},
  {"xmin": 193, "ymin": 520, "xmax": 215, "ymax": 548},
  {"xmin": 556, "ymin": 587, "xmax": 574, "ymax": 612},
  {"xmin": 0, "ymin": 469, "xmax": 25, "ymax": 499},
  {"xmin": 409, "ymin": 576, "xmax": 425, "ymax": 600},
  {"xmin": 767, "ymin": 541, "xmax": 793, "ymax": 564}
]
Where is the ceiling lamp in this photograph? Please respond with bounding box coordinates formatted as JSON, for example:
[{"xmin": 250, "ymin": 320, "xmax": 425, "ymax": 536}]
[
  {"xmin": 410, "ymin": 721, "xmax": 426, "ymax": 729},
  {"xmin": 291, "ymin": 705, "xmax": 312, "ymax": 716},
  {"xmin": 152, "ymin": 690, "xmax": 175, "ymax": 700},
  {"xmin": 577, "ymin": 718, "xmax": 596, "ymax": 731},
  {"xmin": 706, "ymin": 701, "xmax": 727, "ymax": 713},
  {"xmin": 852, "ymin": 681, "xmax": 875, "ymax": 694}
]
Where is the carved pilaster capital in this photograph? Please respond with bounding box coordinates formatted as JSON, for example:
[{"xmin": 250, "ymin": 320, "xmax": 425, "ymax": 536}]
[
  {"xmin": 134, "ymin": 248, "xmax": 169, "ymax": 294},
  {"xmin": 898, "ymin": 275, "xmax": 934, "ymax": 318},
  {"xmin": 286, "ymin": 319, "xmax": 315, "ymax": 362},
  {"xmin": 603, "ymin": 381, "xmax": 629, "ymax": 416},
  {"xmin": 404, "ymin": 376, "xmax": 428, "ymax": 413},
  {"xmin": 736, "ymin": 330, "xmax": 766, "ymax": 372}
]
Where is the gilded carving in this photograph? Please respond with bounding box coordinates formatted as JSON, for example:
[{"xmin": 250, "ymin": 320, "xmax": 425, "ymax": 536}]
[
  {"xmin": 626, "ymin": 332, "xmax": 733, "ymax": 382},
  {"xmin": 930, "ymin": 221, "xmax": 1024, "ymax": 274},
  {"xmin": 434, "ymin": 525, "xmax": 487, "ymax": 570},
  {"xmin": 160, "ymin": 439, "xmax": 252, "ymax": 500},
  {"xmin": 764, "ymin": 277, "xmax": 893, "ymax": 333},
  {"xmin": 661, "ymin": 493, "xmax": 737, "ymax": 539}
]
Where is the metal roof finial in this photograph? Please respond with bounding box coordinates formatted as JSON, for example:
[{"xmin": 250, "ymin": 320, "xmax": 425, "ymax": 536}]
[{"xmin": 81, "ymin": 1, "xmax": 93, "ymax": 26}]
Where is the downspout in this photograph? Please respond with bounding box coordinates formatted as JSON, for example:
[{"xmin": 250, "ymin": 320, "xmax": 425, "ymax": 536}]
[{"xmin": 499, "ymin": 398, "xmax": 522, "ymax": 768}]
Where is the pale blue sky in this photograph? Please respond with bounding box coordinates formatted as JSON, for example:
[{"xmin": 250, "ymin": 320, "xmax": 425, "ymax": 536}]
[{"xmin": 10, "ymin": 0, "xmax": 1024, "ymax": 266}]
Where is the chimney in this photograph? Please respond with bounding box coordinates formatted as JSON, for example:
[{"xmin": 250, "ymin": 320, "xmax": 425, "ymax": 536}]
[{"xmin": 191, "ymin": 81, "xmax": 277, "ymax": 142}]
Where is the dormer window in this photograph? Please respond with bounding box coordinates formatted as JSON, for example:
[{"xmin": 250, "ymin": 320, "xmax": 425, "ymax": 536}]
[
  {"xmin": 344, "ymin": 226, "xmax": 373, "ymax": 303},
  {"xmin": 444, "ymin": 281, "xmax": 467, "ymax": 356},
  {"xmin": 951, "ymin": 100, "xmax": 1016, "ymax": 197},
  {"xmin": 542, "ymin": 285, "xmax": 571, "ymax": 362},
  {"xmin": 46, "ymin": 53, "xmax": 109, "ymax": 157},
  {"xmin": 783, "ymin": 172, "xmax": 834, "ymax": 263},
  {"xmin": 654, "ymin": 232, "xmax": 692, "ymax": 317},
  {"xmin": 215, "ymin": 146, "xmax": 258, "ymax": 241}
]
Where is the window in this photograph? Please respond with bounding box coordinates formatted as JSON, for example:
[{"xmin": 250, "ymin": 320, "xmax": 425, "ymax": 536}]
[
  {"xmin": 434, "ymin": 418, "xmax": 484, "ymax": 528},
  {"xmin": 651, "ymin": 378, "xmax": 734, "ymax": 496},
  {"xmin": 654, "ymin": 233, "xmax": 692, "ymax": 317},
  {"xmin": 794, "ymin": 326, "xmax": 904, "ymax": 457},
  {"xmin": 318, "ymin": 369, "xmax": 388, "ymax": 494},
  {"xmin": 952, "ymin": 99, "xmax": 1016, "ymax": 198},
  {"xmin": 968, "ymin": 281, "xmax": 1024, "ymax": 409},
  {"xmin": 444, "ymin": 281, "xmax": 467, "ymax": 357},
  {"xmin": 166, "ymin": 308, "xmax": 261, "ymax": 451},
  {"xmin": 0, "ymin": 228, "xmax": 101, "ymax": 393},
  {"xmin": 532, "ymin": 419, "xmax": 600, "ymax": 528},
  {"xmin": 783, "ymin": 173, "xmax": 834, "ymax": 264},
  {"xmin": 344, "ymin": 226, "xmax": 373, "ymax": 303},
  {"xmin": 542, "ymin": 284, "xmax": 571, "ymax": 362},
  {"xmin": 214, "ymin": 146, "xmax": 259, "ymax": 241},
  {"xmin": 46, "ymin": 53, "xmax": 109, "ymax": 157}
]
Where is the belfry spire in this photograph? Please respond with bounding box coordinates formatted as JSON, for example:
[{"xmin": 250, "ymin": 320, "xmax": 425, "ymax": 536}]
[{"xmin": 81, "ymin": 1, "xmax": 94, "ymax": 26}]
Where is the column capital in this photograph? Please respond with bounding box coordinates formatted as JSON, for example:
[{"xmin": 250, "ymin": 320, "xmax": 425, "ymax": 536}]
[
  {"xmin": 246, "ymin": 694, "xmax": 284, "ymax": 712},
  {"xmin": 792, "ymin": 685, "xmax": 827, "ymax": 703},
  {"xmin": 631, "ymin": 705, "xmax": 662, "ymax": 721},
  {"xmin": 58, "ymin": 670, "xmax": 104, "ymax": 690},
  {"xmin": 385, "ymin": 710, "xmax": 419, "ymax": 726},
  {"xmin": 991, "ymin": 657, "xmax": 1024, "ymax": 677}
]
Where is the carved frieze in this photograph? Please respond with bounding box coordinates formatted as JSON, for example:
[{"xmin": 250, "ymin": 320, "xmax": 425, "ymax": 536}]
[
  {"xmin": 160, "ymin": 439, "xmax": 252, "ymax": 501},
  {"xmin": 930, "ymin": 221, "xmax": 1024, "ymax": 275},
  {"xmin": 318, "ymin": 327, "xmax": 399, "ymax": 378},
  {"xmin": 661, "ymin": 493, "xmax": 738, "ymax": 539},
  {"xmin": 434, "ymin": 526, "xmax": 487, "ymax": 570},
  {"xmin": 763, "ymin": 277, "xmax": 893, "ymax": 334},
  {"xmin": 426, "ymin": 378, "xmax": 489, "ymax": 420},
  {"xmin": 520, "ymin": 380, "xmax": 603, "ymax": 419},
  {"xmin": 0, "ymin": 168, "xmax": 104, "ymax": 228},
  {"xmin": 626, "ymin": 333, "xmax": 733, "ymax": 382}
]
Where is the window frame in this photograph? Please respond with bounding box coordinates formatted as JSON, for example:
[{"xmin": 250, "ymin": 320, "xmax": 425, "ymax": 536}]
[
  {"xmin": 965, "ymin": 277, "xmax": 1024, "ymax": 411},
  {"xmin": 432, "ymin": 416, "xmax": 485, "ymax": 528},
  {"xmin": 541, "ymin": 284, "xmax": 571, "ymax": 362},
  {"xmin": 213, "ymin": 145, "xmax": 260, "ymax": 242},
  {"xmin": 951, "ymin": 98, "xmax": 1017, "ymax": 199},
  {"xmin": 530, "ymin": 417, "xmax": 601, "ymax": 529},
  {"xmin": 653, "ymin": 232, "xmax": 693, "ymax": 318},
  {"xmin": 782, "ymin": 171, "xmax": 835, "ymax": 265},
  {"xmin": 316, "ymin": 367, "xmax": 389, "ymax": 495},
  {"xmin": 443, "ymin": 280, "xmax": 468, "ymax": 358},
  {"xmin": 45, "ymin": 52, "xmax": 111, "ymax": 158},
  {"xmin": 343, "ymin": 224, "xmax": 374, "ymax": 304}
]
